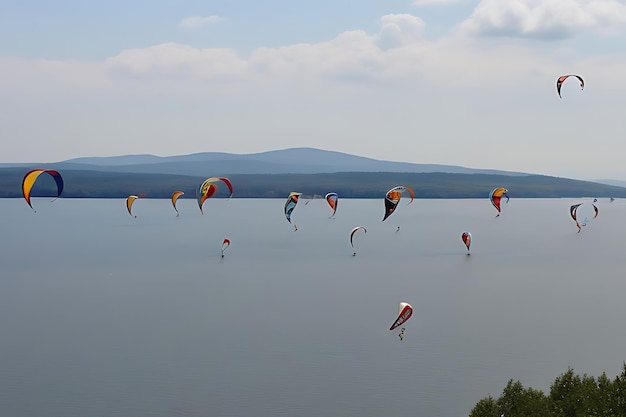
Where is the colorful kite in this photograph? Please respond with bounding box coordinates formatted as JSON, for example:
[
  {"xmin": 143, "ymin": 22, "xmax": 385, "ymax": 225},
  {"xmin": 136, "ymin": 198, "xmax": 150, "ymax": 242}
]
[
  {"xmin": 389, "ymin": 302, "xmax": 413, "ymax": 340},
  {"xmin": 22, "ymin": 169, "xmax": 64, "ymax": 211},
  {"xmin": 284, "ymin": 192, "xmax": 302, "ymax": 229},
  {"xmin": 489, "ymin": 187, "xmax": 509, "ymax": 217},
  {"xmin": 461, "ymin": 231, "xmax": 472, "ymax": 253},
  {"xmin": 171, "ymin": 191, "xmax": 184, "ymax": 217},
  {"xmin": 325, "ymin": 192, "xmax": 338, "ymax": 218},
  {"xmin": 382, "ymin": 186, "xmax": 415, "ymax": 221},
  {"xmin": 126, "ymin": 195, "xmax": 139, "ymax": 217},
  {"xmin": 197, "ymin": 177, "xmax": 233, "ymax": 214}
]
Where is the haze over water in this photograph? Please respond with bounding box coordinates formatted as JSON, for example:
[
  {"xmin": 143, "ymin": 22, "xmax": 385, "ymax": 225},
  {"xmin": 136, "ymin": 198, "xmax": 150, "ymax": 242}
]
[{"xmin": 1, "ymin": 197, "xmax": 625, "ymax": 417}]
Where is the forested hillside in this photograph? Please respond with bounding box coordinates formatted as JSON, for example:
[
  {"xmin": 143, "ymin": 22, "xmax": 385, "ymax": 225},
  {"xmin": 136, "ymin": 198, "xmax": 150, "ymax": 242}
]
[{"xmin": 2, "ymin": 168, "xmax": 626, "ymax": 199}]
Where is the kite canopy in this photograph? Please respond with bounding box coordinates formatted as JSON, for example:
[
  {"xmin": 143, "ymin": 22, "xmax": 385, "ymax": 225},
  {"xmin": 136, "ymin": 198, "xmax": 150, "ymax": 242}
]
[
  {"xmin": 22, "ymin": 169, "xmax": 64, "ymax": 210},
  {"xmin": 349, "ymin": 226, "xmax": 367, "ymax": 255},
  {"xmin": 461, "ymin": 231, "xmax": 472, "ymax": 251},
  {"xmin": 126, "ymin": 195, "xmax": 139, "ymax": 217},
  {"xmin": 284, "ymin": 192, "xmax": 302, "ymax": 224},
  {"xmin": 325, "ymin": 192, "xmax": 338, "ymax": 218},
  {"xmin": 221, "ymin": 238, "xmax": 231, "ymax": 257},
  {"xmin": 489, "ymin": 187, "xmax": 509, "ymax": 215},
  {"xmin": 171, "ymin": 191, "xmax": 184, "ymax": 216},
  {"xmin": 196, "ymin": 177, "xmax": 233, "ymax": 214},
  {"xmin": 382, "ymin": 186, "xmax": 415, "ymax": 221},
  {"xmin": 570, "ymin": 202, "xmax": 598, "ymax": 232},
  {"xmin": 389, "ymin": 302, "xmax": 413, "ymax": 331},
  {"xmin": 557, "ymin": 74, "xmax": 584, "ymax": 98}
]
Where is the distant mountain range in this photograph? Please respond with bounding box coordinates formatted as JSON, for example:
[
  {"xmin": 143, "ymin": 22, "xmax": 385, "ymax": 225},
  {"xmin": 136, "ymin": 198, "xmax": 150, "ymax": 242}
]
[
  {"xmin": 593, "ymin": 179, "xmax": 626, "ymax": 188},
  {"xmin": 2, "ymin": 147, "xmax": 625, "ymax": 199},
  {"xmin": 0, "ymin": 147, "xmax": 530, "ymax": 176}
]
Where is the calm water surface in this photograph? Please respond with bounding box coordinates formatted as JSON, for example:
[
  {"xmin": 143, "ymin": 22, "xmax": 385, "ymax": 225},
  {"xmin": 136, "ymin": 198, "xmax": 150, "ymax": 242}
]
[{"xmin": 1, "ymin": 197, "xmax": 626, "ymax": 417}]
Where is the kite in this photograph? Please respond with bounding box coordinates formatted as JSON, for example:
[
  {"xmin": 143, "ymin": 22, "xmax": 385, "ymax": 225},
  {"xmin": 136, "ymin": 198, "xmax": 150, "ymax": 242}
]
[
  {"xmin": 221, "ymin": 238, "xmax": 230, "ymax": 258},
  {"xmin": 570, "ymin": 202, "xmax": 598, "ymax": 233},
  {"xmin": 171, "ymin": 191, "xmax": 184, "ymax": 217},
  {"xmin": 461, "ymin": 231, "xmax": 472, "ymax": 254},
  {"xmin": 284, "ymin": 192, "xmax": 302, "ymax": 230},
  {"xmin": 22, "ymin": 169, "xmax": 64, "ymax": 211},
  {"xmin": 349, "ymin": 226, "xmax": 367, "ymax": 256},
  {"xmin": 382, "ymin": 186, "xmax": 415, "ymax": 221},
  {"xmin": 325, "ymin": 192, "xmax": 338, "ymax": 218},
  {"xmin": 197, "ymin": 177, "xmax": 233, "ymax": 214},
  {"xmin": 489, "ymin": 187, "xmax": 509, "ymax": 217},
  {"xmin": 389, "ymin": 302, "xmax": 413, "ymax": 340},
  {"xmin": 126, "ymin": 195, "xmax": 139, "ymax": 218},
  {"xmin": 557, "ymin": 75, "xmax": 584, "ymax": 98}
]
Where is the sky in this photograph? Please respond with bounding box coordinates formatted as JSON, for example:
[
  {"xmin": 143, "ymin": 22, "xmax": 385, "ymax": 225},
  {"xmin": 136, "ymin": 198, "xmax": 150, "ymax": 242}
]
[{"xmin": 2, "ymin": 0, "xmax": 626, "ymax": 180}]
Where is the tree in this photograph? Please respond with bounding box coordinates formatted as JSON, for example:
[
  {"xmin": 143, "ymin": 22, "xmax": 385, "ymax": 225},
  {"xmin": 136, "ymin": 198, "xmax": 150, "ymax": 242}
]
[
  {"xmin": 549, "ymin": 368, "xmax": 582, "ymax": 417},
  {"xmin": 470, "ymin": 380, "xmax": 549, "ymax": 417},
  {"xmin": 469, "ymin": 395, "xmax": 499, "ymax": 417},
  {"xmin": 470, "ymin": 365, "xmax": 626, "ymax": 417}
]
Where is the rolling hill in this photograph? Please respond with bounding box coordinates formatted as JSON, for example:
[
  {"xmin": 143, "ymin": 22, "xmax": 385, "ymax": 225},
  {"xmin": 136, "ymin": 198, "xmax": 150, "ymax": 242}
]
[
  {"xmin": 0, "ymin": 147, "xmax": 529, "ymax": 176},
  {"xmin": 2, "ymin": 148, "xmax": 625, "ymax": 199}
]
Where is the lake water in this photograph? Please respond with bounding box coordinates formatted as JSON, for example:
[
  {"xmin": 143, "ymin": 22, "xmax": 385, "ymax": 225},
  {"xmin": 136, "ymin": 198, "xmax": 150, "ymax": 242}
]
[{"xmin": 1, "ymin": 197, "xmax": 626, "ymax": 417}]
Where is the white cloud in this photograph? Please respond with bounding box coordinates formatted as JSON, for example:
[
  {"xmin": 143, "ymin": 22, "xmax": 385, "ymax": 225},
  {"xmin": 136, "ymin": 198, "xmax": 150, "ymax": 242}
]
[
  {"xmin": 5, "ymin": 11, "xmax": 623, "ymax": 95},
  {"xmin": 105, "ymin": 43, "xmax": 246, "ymax": 80},
  {"xmin": 375, "ymin": 14, "xmax": 425, "ymax": 50},
  {"xmin": 179, "ymin": 15, "xmax": 225, "ymax": 29},
  {"xmin": 101, "ymin": 15, "xmax": 425, "ymax": 86},
  {"xmin": 412, "ymin": 0, "xmax": 462, "ymax": 6},
  {"xmin": 460, "ymin": 0, "xmax": 626, "ymax": 39},
  {"xmin": 3, "ymin": 12, "xmax": 626, "ymax": 177}
]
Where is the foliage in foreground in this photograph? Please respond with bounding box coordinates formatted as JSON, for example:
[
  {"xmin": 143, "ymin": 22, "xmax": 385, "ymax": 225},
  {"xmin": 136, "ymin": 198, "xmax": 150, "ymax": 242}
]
[{"xmin": 469, "ymin": 364, "xmax": 626, "ymax": 417}]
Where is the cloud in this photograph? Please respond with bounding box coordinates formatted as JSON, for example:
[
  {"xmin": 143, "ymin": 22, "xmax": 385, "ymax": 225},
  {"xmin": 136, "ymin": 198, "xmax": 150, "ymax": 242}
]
[
  {"xmin": 101, "ymin": 14, "xmax": 427, "ymax": 87},
  {"xmin": 0, "ymin": 12, "xmax": 605, "ymax": 95},
  {"xmin": 412, "ymin": 0, "xmax": 462, "ymax": 6},
  {"xmin": 3, "ymin": 11, "xmax": 626, "ymax": 177},
  {"xmin": 7, "ymin": 9, "xmax": 625, "ymax": 96},
  {"xmin": 179, "ymin": 15, "xmax": 225, "ymax": 29},
  {"xmin": 459, "ymin": 0, "xmax": 626, "ymax": 40},
  {"xmin": 375, "ymin": 14, "xmax": 425, "ymax": 50},
  {"xmin": 105, "ymin": 43, "xmax": 245, "ymax": 79}
]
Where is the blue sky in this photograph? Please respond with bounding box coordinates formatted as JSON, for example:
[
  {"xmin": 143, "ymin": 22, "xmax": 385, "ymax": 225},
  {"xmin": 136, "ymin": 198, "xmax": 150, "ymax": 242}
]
[{"xmin": 2, "ymin": 0, "xmax": 626, "ymax": 180}]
